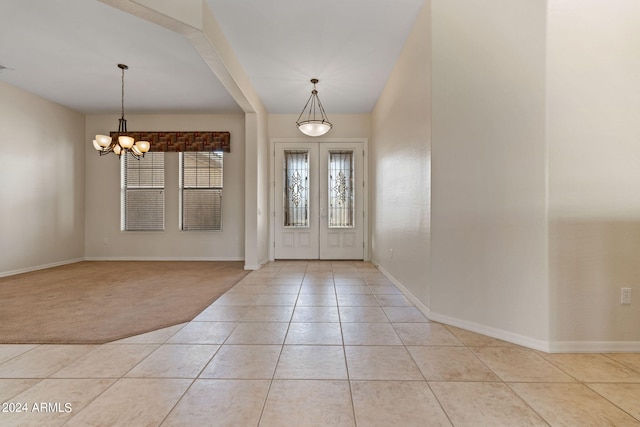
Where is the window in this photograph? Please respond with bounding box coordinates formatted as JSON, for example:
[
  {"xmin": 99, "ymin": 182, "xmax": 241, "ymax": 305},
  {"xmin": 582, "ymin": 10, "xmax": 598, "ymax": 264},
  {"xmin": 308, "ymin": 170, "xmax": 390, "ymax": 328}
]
[
  {"xmin": 328, "ymin": 150, "xmax": 355, "ymax": 228},
  {"xmin": 283, "ymin": 150, "xmax": 310, "ymax": 227},
  {"xmin": 180, "ymin": 151, "xmax": 223, "ymax": 231},
  {"xmin": 121, "ymin": 152, "xmax": 165, "ymax": 231}
]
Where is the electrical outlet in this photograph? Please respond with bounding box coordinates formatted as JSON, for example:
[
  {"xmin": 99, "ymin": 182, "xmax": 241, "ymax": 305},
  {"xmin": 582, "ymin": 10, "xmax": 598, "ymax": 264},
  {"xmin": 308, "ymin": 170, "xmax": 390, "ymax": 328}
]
[
  {"xmin": 103, "ymin": 238, "xmax": 109, "ymax": 245},
  {"xmin": 621, "ymin": 288, "xmax": 632, "ymax": 304}
]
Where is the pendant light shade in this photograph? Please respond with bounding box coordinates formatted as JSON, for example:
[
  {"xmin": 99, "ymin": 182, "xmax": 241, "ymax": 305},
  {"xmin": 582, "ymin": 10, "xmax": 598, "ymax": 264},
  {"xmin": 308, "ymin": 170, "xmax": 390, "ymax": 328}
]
[
  {"xmin": 298, "ymin": 121, "xmax": 333, "ymax": 137},
  {"xmin": 296, "ymin": 78, "xmax": 332, "ymax": 137}
]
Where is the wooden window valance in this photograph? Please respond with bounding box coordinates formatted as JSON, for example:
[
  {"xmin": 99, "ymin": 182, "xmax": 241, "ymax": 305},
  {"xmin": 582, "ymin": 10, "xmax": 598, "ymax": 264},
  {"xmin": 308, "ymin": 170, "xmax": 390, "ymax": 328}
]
[{"xmin": 109, "ymin": 131, "xmax": 231, "ymax": 153}]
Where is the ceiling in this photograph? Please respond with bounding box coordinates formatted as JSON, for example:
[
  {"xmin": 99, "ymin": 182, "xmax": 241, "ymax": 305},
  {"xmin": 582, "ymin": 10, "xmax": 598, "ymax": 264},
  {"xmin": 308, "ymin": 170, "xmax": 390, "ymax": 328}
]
[{"xmin": 0, "ymin": 0, "xmax": 425, "ymax": 115}]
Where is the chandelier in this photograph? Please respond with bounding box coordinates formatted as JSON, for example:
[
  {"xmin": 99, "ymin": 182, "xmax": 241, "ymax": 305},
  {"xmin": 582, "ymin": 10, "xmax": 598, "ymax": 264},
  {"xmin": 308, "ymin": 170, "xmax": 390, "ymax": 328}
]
[
  {"xmin": 296, "ymin": 78, "xmax": 333, "ymax": 137},
  {"xmin": 92, "ymin": 64, "xmax": 150, "ymax": 159}
]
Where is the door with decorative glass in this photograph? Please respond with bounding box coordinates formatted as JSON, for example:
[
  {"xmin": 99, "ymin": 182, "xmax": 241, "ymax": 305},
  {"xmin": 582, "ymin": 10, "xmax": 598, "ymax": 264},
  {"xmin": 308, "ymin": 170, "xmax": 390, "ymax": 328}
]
[{"xmin": 274, "ymin": 142, "xmax": 364, "ymax": 260}]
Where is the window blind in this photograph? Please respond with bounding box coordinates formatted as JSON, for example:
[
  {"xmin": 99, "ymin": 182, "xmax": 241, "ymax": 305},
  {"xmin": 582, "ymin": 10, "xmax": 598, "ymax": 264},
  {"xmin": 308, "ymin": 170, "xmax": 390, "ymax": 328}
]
[
  {"xmin": 121, "ymin": 152, "xmax": 165, "ymax": 231},
  {"xmin": 180, "ymin": 152, "xmax": 223, "ymax": 231}
]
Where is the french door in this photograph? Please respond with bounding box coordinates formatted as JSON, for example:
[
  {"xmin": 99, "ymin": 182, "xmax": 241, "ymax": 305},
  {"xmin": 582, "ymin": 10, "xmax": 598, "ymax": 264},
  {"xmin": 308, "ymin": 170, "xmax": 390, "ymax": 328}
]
[{"xmin": 274, "ymin": 141, "xmax": 365, "ymax": 260}]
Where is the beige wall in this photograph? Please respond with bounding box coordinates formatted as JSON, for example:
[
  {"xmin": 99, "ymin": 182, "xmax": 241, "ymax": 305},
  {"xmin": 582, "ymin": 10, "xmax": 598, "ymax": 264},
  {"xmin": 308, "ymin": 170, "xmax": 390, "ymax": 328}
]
[
  {"xmin": 371, "ymin": 1, "xmax": 431, "ymax": 306},
  {"xmin": 547, "ymin": 0, "xmax": 640, "ymax": 349},
  {"xmin": 267, "ymin": 113, "xmax": 372, "ymax": 261},
  {"xmin": 268, "ymin": 114, "xmax": 371, "ymax": 140},
  {"xmin": 84, "ymin": 113, "xmax": 246, "ymax": 261},
  {"xmin": 430, "ymin": 0, "xmax": 549, "ymax": 347},
  {"xmin": 0, "ymin": 81, "xmax": 86, "ymax": 276}
]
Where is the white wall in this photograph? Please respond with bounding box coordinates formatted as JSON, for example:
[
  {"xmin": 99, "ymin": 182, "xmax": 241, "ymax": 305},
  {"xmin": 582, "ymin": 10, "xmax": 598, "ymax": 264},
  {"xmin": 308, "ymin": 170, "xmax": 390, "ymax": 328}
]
[
  {"xmin": 430, "ymin": 0, "xmax": 549, "ymax": 347},
  {"xmin": 0, "ymin": 81, "xmax": 85, "ymax": 276},
  {"xmin": 256, "ymin": 112, "xmax": 271, "ymax": 267},
  {"xmin": 371, "ymin": 1, "xmax": 431, "ymax": 306},
  {"xmin": 84, "ymin": 113, "xmax": 245, "ymax": 260},
  {"xmin": 244, "ymin": 112, "xmax": 271, "ymax": 269},
  {"xmin": 547, "ymin": 0, "xmax": 640, "ymax": 349}
]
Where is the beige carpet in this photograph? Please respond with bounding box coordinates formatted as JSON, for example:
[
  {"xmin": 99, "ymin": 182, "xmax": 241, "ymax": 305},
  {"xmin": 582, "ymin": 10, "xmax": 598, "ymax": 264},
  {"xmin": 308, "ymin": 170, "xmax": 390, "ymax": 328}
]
[{"xmin": 0, "ymin": 261, "xmax": 249, "ymax": 344}]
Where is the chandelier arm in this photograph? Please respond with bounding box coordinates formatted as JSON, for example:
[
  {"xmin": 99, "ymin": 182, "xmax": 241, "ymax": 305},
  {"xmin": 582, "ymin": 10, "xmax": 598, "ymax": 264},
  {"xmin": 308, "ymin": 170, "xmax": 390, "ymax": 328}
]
[
  {"xmin": 310, "ymin": 93, "xmax": 317, "ymax": 121},
  {"xmin": 99, "ymin": 146, "xmax": 113, "ymax": 156},
  {"xmin": 315, "ymin": 96, "xmax": 330, "ymax": 122},
  {"xmin": 129, "ymin": 149, "xmax": 141, "ymax": 160},
  {"xmin": 296, "ymin": 93, "xmax": 315, "ymax": 124}
]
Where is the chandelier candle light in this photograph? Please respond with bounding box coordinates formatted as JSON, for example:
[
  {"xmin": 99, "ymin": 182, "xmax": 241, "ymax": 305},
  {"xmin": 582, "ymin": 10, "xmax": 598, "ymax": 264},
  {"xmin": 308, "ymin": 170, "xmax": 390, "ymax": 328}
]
[
  {"xmin": 296, "ymin": 78, "xmax": 333, "ymax": 137},
  {"xmin": 93, "ymin": 64, "xmax": 150, "ymax": 159}
]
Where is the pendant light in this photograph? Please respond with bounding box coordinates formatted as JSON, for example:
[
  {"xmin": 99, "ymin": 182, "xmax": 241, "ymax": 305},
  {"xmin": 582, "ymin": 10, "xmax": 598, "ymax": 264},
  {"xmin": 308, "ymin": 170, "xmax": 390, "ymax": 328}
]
[
  {"xmin": 296, "ymin": 78, "xmax": 333, "ymax": 137},
  {"xmin": 93, "ymin": 64, "xmax": 150, "ymax": 159}
]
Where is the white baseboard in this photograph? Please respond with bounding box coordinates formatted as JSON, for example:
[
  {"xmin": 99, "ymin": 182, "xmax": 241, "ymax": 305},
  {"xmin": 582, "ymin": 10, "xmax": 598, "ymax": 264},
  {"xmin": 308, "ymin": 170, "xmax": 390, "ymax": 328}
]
[
  {"xmin": 0, "ymin": 258, "xmax": 84, "ymax": 278},
  {"xmin": 83, "ymin": 257, "xmax": 244, "ymax": 262},
  {"xmin": 244, "ymin": 258, "xmax": 269, "ymax": 271},
  {"xmin": 373, "ymin": 263, "xmax": 433, "ymax": 317},
  {"xmin": 427, "ymin": 311, "xmax": 550, "ymax": 352},
  {"xmin": 374, "ymin": 263, "xmax": 640, "ymax": 353},
  {"xmin": 548, "ymin": 341, "xmax": 640, "ymax": 353},
  {"xmin": 376, "ymin": 263, "xmax": 548, "ymax": 351},
  {"xmin": 375, "ymin": 264, "xmax": 544, "ymax": 350}
]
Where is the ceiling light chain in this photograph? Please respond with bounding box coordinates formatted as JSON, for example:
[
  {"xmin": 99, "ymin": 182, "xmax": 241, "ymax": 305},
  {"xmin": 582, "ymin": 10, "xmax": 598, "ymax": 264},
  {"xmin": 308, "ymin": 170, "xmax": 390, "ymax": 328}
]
[
  {"xmin": 296, "ymin": 78, "xmax": 333, "ymax": 137},
  {"xmin": 120, "ymin": 63, "xmax": 126, "ymax": 125},
  {"xmin": 92, "ymin": 64, "xmax": 150, "ymax": 159}
]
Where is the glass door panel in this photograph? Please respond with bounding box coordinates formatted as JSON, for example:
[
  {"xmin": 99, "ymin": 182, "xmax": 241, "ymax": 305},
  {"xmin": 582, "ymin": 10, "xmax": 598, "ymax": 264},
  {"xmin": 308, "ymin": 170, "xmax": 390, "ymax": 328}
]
[
  {"xmin": 328, "ymin": 150, "xmax": 355, "ymax": 228},
  {"xmin": 320, "ymin": 143, "xmax": 364, "ymax": 260},
  {"xmin": 284, "ymin": 150, "xmax": 310, "ymax": 227},
  {"xmin": 274, "ymin": 143, "xmax": 319, "ymax": 259}
]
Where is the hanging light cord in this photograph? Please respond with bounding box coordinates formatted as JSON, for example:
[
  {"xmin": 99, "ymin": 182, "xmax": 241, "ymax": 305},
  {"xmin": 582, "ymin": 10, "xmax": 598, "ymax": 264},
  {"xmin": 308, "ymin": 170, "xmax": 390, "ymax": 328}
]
[
  {"xmin": 117, "ymin": 64, "xmax": 129, "ymax": 134},
  {"xmin": 120, "ymin": 65, "xmax": 126, "ymax": 120},
  {"xmin": 118, "ymin": 64, "xmax": 129, "ymax": 119}
]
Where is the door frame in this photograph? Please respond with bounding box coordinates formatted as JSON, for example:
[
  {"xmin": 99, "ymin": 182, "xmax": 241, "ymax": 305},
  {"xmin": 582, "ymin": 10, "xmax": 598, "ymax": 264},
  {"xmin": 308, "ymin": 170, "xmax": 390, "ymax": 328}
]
[{"xmin": 269, "ymin": 137, "xmax": 369, "ymax": 261}]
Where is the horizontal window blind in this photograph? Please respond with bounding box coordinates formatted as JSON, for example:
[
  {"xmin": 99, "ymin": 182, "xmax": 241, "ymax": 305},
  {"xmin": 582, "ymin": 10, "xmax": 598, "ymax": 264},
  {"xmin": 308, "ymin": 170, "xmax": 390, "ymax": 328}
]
[
  {"xmin": 180, "ymin": 152, "xmax": 223, "ymax": 231},
  {"xmin": 121, "ymin": 152, "xmax": 165, "ymax": 231}
]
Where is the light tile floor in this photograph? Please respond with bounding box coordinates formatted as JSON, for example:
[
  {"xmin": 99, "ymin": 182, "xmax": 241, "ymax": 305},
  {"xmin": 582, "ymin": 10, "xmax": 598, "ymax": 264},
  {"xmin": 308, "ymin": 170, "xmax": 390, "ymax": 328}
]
[{"xmin": 1, "ymin": 261, "xmax": 639, "ymax": 426}]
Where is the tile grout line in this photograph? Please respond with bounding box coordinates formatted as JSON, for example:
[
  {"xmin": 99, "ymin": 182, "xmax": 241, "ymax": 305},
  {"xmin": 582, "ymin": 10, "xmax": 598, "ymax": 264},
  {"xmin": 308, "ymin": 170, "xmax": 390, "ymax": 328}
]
[
  {"xmin": 335, "ymin": 269, "xmax": 360, "ymax": 427},
  {"xmin": 255, "ymin": 262, "xmax": 296, "ymax": 427},
  {"xmin": 399, "ymin": 310, "xmax": 458, "ymax": 427},
  {"xmin": 536, "ymin": 352, "xmax": 640, "ymax": 423}
]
